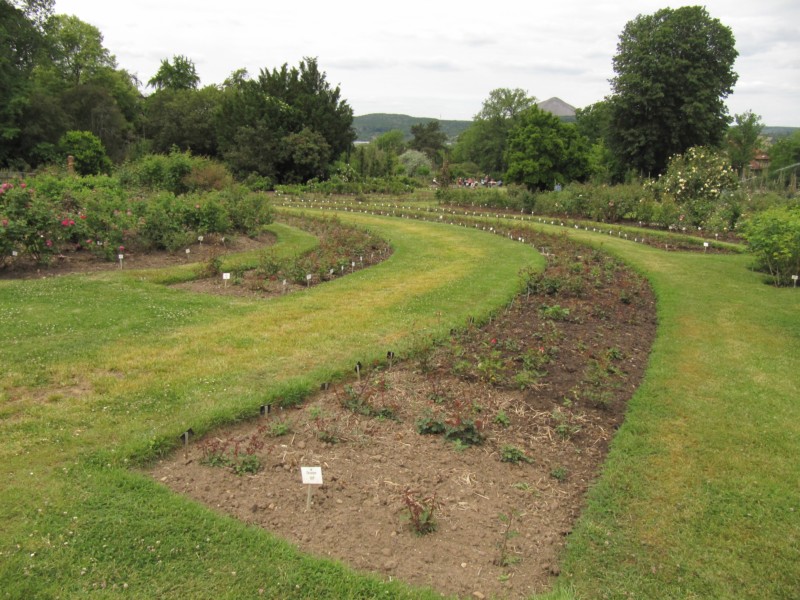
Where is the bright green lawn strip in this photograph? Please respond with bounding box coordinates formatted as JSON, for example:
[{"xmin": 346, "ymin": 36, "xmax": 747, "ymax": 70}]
[
  {"xmin": 259, "ymin": 207, "xmax": 798, "ymax": 599},
  {"xmin": 0, "ymin": 214, "xmax": 538, "ymax": 598},
  {"xmin": 523, "ymin": 229, "xmax": 800, "ymax": 599},
  {"xmin": 121, "ymin": 222, "xmax": 319, "ymax": 285},
  {"xmin": 0, "ymin": 223, "xmax": 316, "ymax": 391}
]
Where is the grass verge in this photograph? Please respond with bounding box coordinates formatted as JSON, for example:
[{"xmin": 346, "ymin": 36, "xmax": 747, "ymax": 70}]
[{"xmin": 0, "ymin": 215, "xmax": 538, "ymax": 598}]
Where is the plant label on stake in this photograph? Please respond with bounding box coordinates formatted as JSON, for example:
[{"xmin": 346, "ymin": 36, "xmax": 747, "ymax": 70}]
[
  {"xmin": 179, "ymin": 428, "xmax": 194, "ymax": 458},
  {"xmin": 118, "ymin": 253, "xmax": 123, "ymax": 268},
  {"xmin": 306, "ymin": 273, "xmax": 312, "ymax": 287},
  {"xmin": 793, "ymin": 275, "xmax": 799, "ymax": 287},
  {"xmin": 197, "ymin": 235, "xmax": 203, "ymax": 246},
  {"xmin": 387, "ymin": 350, "xmax": 395, "ymax": 368},
  {"xmin": 301, "ymin": 466, "xmax": 323, "ymax": 510},
  {"xmin": 355, "ymin": 361, "xmax": 362, "ymax": 381},
  {"xmin": 260, "ymin": 404, "xmax": 271, "ymax": 417},
  {"xmin": 703, "ymin": 242, "xmax": 709, "ymax": 253},
  {"xmin": 222, "ymin": 272, "xmax": 230, "ymax": 287}
]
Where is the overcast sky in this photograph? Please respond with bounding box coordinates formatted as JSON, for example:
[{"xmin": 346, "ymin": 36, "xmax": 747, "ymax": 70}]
[{"xmin": 53, "ymin": 0, "xmax": 800, "ymax": 126}]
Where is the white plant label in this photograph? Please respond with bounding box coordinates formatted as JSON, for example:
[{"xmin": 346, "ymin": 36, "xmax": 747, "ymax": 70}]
[
  {"xmin": 222, "ymin": 273, "xmax": 230, "ymax": 280},
  {"xmin": 118, "ymin": 254, "xmax": 124, "ymax": 260},
  {"xmin": 185, "ymin": 248, "xmax": 190, "ymax": 254},
  {"xmin": 704, "ymin": 242, "xmax": 709, "ymax": 248},
  {"xmin": 301, "ymin": 466, "xmax": 323, "ymax": 485}
]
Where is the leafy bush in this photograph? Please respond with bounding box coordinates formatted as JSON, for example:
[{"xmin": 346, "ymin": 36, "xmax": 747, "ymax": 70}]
[
  {"xmin": 740, "ymin": 205, "xmax": 800, "ymax": 286},
  {"xmin": 117, "ymin": 150, "xmax": 233, "ymax": 195},
  {"xmin": 59, "ymin": 130, "xmax": 112, "ymax": 176},
  {"xmin": 648, "ymin": 146, "xmax": 739, "ymax": 227}
]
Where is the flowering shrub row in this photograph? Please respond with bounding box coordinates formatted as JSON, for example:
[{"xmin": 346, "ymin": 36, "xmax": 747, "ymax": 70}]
[
  {"xmin": 437, "ymin": 147, "xmax": 792, "ymax": 234},
  {"xmin": 1, "ymin": 175, "xmax": 273, "ymax": 266}
]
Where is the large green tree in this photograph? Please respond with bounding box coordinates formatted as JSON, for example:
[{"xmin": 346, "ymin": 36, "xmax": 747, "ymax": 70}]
[
  {"xmin": 726, "ymin": 111, "xmax": 764, "ymax": 176},
  {"xmin": 453, "ymin": 88, "xmax": 536, "ymax": 178},
  {"xmin": 505, "ymin": 105, "xmax": 590, "ymax": 191},
  {"xmin": 768, "ymin": 131, "xmax": 800, "ymax": 174},
  {"xmin": 216, "ymin": 58, "xmax": 354, "ymax": 181},
  {"xmin": 0, "ymin": 0, "xmax": 51, "ymax": 167},
  {"xmin": 148, "ymin": 55, "xmax": 200, "ymax": 91},
  {"xmin": 408, "ymin": 120, "xmax": 447, "ymax": 165},
  {"xmin": 42, "ymin": 14, "xmax": 116, "ymax": 85},
  {"xmin": 144, "ymin": 86, "xmax": 222, "ymax": 156},
  {"xmin": 608, "ymin": 6, "xmax": 738, "ymax": 176}
]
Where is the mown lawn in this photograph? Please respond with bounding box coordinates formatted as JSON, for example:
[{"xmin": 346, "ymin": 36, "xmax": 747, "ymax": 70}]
[
  {"xmin": 0, "ymin": 216, "xmax": 538, "ymax": 599},
  {"xmin": 534, "ymin": 228, "xmax": 800, "ymax": 599}
]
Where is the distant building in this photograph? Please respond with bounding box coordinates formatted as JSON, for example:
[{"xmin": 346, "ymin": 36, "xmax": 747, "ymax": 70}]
[{"xmin": 749, "ymin": 151, "xmax": 770, "ymax": 175}]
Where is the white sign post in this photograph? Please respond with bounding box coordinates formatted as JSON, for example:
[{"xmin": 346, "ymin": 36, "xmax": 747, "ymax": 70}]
[
  {"xmin": 301, "ymin": 466, "xmax": 323, "ymax": 510},
  {"xmin": 222, "ymin": 272, "xmax": 230, "ymax": 287},
  {"xmin": 118, "ymin": 253, "xmax": 124, "ymax": 268},
  {"xmin": 792, "ymin": 274, "xmax": 798, "ymax": 288}
]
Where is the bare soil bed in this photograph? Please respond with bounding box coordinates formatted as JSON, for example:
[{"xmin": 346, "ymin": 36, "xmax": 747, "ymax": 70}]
[
  {"xmin": 149, "ymin": 232, "xmax": 657, "ymax": 599},
  {"xmin": 0, "ymin": 233, "xmax": 274, "ymax": 279}
]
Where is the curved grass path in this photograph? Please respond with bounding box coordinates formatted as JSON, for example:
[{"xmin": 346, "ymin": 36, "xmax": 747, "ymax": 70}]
[
  {"xmin": 0, "ymin": 216, "xmax": 539, "ymax": 599},
  {"xmin": 498, "ymin": 224, "xmax": 799, "ymax": 600}
]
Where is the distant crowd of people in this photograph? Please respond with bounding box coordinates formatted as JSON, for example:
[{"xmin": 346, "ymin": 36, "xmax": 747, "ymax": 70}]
[{"xmin": 456, "ymin": 177, "xmax": 502, "ymax": 188}]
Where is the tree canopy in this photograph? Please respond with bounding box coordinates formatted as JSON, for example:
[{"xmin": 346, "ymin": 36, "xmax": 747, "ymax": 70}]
[
  {"xmin": 609, "ymin": 6, "xmax": 738, "ymax": 176},
  {"xmin": 453, "ymin": 88, "xmax": 536, "ymax": 178},
  {"xmin": 505, "ymin": 105, "xmax": 590, "ymax": 191},
  {"xmin": 148, "ymin": 55, "xmax": 200, "ymax": 91}
]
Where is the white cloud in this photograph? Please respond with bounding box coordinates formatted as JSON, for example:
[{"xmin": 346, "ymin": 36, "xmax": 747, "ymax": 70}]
[{"xmin": 54, "ymin": 0, "xmax": 800, "ymax": 125}]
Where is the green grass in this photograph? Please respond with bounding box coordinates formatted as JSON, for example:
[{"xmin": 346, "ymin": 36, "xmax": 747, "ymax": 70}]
[
  {"xmin": 0, "ymin": 216, "xmax": 538, "ymax": 599},
  {"xmin": 532, "ymin": 227, "xmax": 800, "ymax": 599},
  {"xmin": 2, "ymin": 204, "xmax": 798, "ymax": 599}
]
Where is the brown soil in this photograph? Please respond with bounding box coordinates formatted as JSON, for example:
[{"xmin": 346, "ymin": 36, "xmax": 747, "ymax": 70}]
[
  {"xmin": 148, "ymin": 232, "xmax": 658, "ymax": 599},
  {"xmin": 0, "ymin": 233, "xmax": 274, "ymax": 279}
]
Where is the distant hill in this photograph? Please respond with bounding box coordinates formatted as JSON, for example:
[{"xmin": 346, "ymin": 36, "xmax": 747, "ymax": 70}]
[
  {"xmin": 537, "ymin": 97, "xmax": 576, "ymax": 119},
  {"xmin": 354, "ymin": 101, "xmax": 581, "ymax": 143},
  {"xmin": 353, "ymin": 114, "xmax": 471, "ymax": 143},
  {"xmin": 763, "ymin": 126, "xmax": 799, "ymax": 140}
]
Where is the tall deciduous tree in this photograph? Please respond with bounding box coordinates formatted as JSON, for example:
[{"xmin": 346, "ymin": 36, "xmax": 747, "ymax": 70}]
[
  {"xmin": 148, "ymin": 55, "xmax": 200, "ymax": 91},
  {"xmin": 408, "ymin": 120, "xmax": 447, "ymax": 164},
  {"xmin": 43, "ymin": 14, "xmax": 116, "ymax": 85},
  {"xmin": 608, "ymin": 6, "xmax": 738, "ymax": 176},
  {"xmin": 505, "ymin": 106, "xmax": 589, "ymax": 191},
  {"xmin": 726, "ymin": 111, "xmax": 763, "ymax": 176},
  {"xmin": 1, "ymin": 0, "xmax": 50, "ymax": 166},
  {"xmin": 453, "ymin": 88, "xmax": 536, "ymax": 178}
]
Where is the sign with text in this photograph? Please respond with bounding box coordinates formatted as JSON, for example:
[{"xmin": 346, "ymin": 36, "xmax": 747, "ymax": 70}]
[{"xmin": 301, "ymin": 466, "xmax": 323, "ymax": 485}]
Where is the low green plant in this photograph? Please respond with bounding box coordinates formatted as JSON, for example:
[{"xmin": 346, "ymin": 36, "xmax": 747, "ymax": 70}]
[
  {"xmin": 268, "ymin": 420, "xmax": 291, "ymax": 437},
  {"xmin": 444, "ymin": 419, "xmax": 484, "ymax": 446},
  {"xmin": 540, "ymin": 304, "xmax": 571, "ymax": 321},
  {"xmin": 551, "ymin": 409, "xmax": 581, "ymax": 440},
  {"xmin": 495, "ymin": 512, "xmax": 522, "ymax": 567},
  {"xmin": 500, "ymin": 445, "xmax": 532, "ymax": 464},
  {"xmin": 198, "ymin": 427, "xmax": 266, "ymax": 475},
  {"xmin": 401, "ymin": 489, "xmax": 440, "ymax": 535},
  {"xmin": 494, "ymin": 410, "xmax": 511, "ymax": 427},
  {"xmin": 550, "ymin": 466, "xmax": 568, "ymax": 481},
  {"xmin": 416, "ymin": 412, "xmax": 446, "ymax": 435}
]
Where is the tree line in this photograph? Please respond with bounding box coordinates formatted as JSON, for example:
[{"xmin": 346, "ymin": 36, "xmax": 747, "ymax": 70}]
[{"xmin": 3, "ymin": 1, "xmax": 799, "ymax": 190}]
